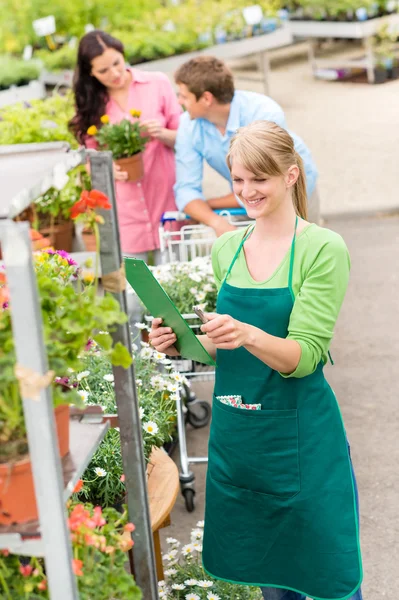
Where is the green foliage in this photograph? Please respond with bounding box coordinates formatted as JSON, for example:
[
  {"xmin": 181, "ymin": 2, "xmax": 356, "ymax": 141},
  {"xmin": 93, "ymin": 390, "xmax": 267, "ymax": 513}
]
[
  {"xmin": 162, "ymin": 527, "xmax": 263, "ymax": 599},
  {"xmin": 0, "ymin": 503, "xmax": 142, "ymax": 599},
  {"xmin": 0, "ymin": 250, "xmax": 130, "ymax": 463},
  {"xmin": 96, "ymin": 118, "xmax": 148, "ymax": 160},
  {"xmin": 0, "ymin": 92, "xmax": 77, "ymax": 147},
  {"xmin": 0, "ymin": 56, "xmax": 40, "ymax": 90},
  {"xmin": 372, "ymin": 23, "xmax": 399, "ymax": 64},
  {"xmin": 36, "ymin": 45, "xmax": 77, "ymax": 71}
]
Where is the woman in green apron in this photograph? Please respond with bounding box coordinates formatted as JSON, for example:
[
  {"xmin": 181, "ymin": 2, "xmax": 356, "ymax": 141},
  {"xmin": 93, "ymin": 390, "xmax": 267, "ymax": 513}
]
[{"xmin": 149, "ymin": 120, "xmax": 363, "ymax": 600}]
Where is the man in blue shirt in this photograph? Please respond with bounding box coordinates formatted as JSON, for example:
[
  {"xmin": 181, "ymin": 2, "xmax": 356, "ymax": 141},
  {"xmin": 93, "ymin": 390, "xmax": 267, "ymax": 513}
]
[{"xmin": 173, "ymin": 56, "xmax": 319, "ymax": 236}]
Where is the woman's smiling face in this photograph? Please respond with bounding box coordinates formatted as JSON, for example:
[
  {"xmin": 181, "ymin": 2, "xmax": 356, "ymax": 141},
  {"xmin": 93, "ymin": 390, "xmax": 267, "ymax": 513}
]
[{"xmin": 231, "ymin": 160, "xmax": 288, "ymax": 219}]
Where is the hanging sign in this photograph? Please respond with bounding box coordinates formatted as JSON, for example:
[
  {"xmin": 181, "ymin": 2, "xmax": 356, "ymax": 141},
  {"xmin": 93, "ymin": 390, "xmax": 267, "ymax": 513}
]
[
  {"xmin": 32, "ymin": 15, "xmax": 56, "ymax": 37},
  {"xmin": 242, "ymin": 5, "xmax": 263, "ymax": 25}
]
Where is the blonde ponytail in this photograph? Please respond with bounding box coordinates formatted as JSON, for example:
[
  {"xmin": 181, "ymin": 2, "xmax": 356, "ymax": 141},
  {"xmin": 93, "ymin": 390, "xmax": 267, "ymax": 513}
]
[
  {"xmin": 227, "ymin": 120, "xmax": 309, "ymax": 220},
  {"xmin": 293, "ymin": 152, "xmax": 308, "ymax": 220}
]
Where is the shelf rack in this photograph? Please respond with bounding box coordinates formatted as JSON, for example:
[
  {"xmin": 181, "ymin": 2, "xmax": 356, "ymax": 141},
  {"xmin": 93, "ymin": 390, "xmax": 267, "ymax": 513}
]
[{"xmin": 0, "ymin": 143, "xmax": 159, "ymax": 599}]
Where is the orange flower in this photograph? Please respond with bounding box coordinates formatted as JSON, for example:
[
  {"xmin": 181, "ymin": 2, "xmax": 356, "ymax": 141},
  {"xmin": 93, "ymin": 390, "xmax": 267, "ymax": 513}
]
[
  {"xmin": 37, "ymin": 580, "xmax": 47, "ymax": 591},
  {"xmin": 72, "ymin": 479, "xmax": 84, "ymax": 494},
  {"xmin": 124, "ymin": 522, "xmax": 135, "ymax": 532},
  {"xmin": 72, "ymin": 559, "xmax": 84, "ymax": 577},
  {"xmin": 70, "ymin": 189, "xmax": 111, "ymax": 219}
]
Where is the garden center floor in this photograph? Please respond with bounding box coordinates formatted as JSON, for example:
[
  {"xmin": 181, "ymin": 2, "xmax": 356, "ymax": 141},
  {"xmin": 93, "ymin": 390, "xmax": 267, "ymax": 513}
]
[{"xmin": 159, "ymin": 48, "xmax": 399, "ymax": 599}]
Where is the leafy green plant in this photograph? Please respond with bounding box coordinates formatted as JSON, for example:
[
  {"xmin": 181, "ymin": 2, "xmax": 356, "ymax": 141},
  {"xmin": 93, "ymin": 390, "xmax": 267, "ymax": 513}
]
[
  {"xmin": 36, "ymin": 45, "xmax": 77, "ymax": 71},
  {"xmin": 0, "ymin": 503, "xmax": 142, "ymax": 599},
  {"xmin": 71, "ymin": 342, "xmax": 181, "ymax": 506},
  {"xmin": 372, "ymin": 23, "xmax": 398, "ymax": 67},
  {"xmin": 161, "ymin": 522, "xmax": 263, "ymax": 600},
  {"xmin": 0, "ymin": 92, "xmax": 77, "ymax": 147},
  {"xmin": 90, "ymin": 111, "xmax": 148, "ymax": 159},
  {"xmin": 0, "ymin": 56, "xmax": 40, "ymax": 90}
]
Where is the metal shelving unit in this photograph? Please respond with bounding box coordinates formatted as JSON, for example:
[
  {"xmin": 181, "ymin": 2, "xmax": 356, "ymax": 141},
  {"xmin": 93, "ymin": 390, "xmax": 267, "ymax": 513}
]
[
  {"xmin": 0, "ymin": 144, "xmax": 159, "ymax": 599},
  {"xmin": 290, "ymin": 13, "xmax": 399, "ymax": 83}
]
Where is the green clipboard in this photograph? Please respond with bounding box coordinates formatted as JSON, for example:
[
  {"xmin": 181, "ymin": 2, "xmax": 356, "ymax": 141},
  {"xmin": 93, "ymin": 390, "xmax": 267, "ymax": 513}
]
[{"xmin": 124, "ymin": 258, "xmax": 216, "ymax": 367}]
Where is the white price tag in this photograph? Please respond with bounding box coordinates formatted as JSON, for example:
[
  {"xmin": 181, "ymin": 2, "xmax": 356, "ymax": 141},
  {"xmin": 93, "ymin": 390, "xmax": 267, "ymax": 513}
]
[
  {"xmin": 242, "ymin": 4, "xmax": 263, "ymax": 25},
  {"xmin": 22, "ymin": 45, "xmax": 33, "ymax": 60},
  {"xmin": 32, "ymin": 15, "xmax": 56, "ymax": 37}
]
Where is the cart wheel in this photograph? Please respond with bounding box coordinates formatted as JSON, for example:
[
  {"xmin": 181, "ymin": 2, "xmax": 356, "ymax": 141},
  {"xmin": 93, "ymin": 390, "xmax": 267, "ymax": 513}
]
[
  {"xmin": 183, "ymin": 488, "xmax": 195, "ymax": 512},
  {"xmin": 186, "ymin": 400, "xmax": 211, "ymax": 429}
]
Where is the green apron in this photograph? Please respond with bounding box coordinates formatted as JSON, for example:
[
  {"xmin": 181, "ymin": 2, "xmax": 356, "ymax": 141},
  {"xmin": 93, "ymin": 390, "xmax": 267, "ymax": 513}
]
[{"xmin": 202, "ymin": 218, "xmax": 363, "ymax": 600}]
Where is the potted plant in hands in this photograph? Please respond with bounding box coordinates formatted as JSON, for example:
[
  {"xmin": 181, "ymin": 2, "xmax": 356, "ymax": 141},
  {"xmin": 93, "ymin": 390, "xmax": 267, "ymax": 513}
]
[
  {"xmin": 0, "ymin": 191, "xmax": 132, "ymax": 526},
  {"xmin": 87, "ymin": 110, "xmax": 149, "ymax": 182}
]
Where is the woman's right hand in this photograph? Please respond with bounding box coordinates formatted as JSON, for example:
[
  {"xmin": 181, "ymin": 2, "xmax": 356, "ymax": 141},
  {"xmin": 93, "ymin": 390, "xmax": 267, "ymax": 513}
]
[
  {"xmin": 113, "ymin": 163, "xmax": 128, "ymax": 181},
  {"xmin": 148, "ymin": 318, "xmax": 179, "ymax": 356}
]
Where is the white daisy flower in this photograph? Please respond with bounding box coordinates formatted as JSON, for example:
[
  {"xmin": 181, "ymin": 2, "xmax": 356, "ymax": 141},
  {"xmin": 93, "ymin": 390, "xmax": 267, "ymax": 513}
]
[
  {"xmin": 185, "ymin": 594, "xmax": 200, "ymax": 600},
  {"xmin": 193, "ymin": 543, "xmax": 203, "ymax": 552},
  {"xmin": 139, "ymin": 406, "xmax": 145, "ymax": 419},
  {"xmin": 196, "ymin": 292, "xmax": 206, "ymax": 302},
  {"xmin": 167, "ymin": 549, "xmax": 178, "ymax": 557},
  {"xmin": 136, "ymin": 378, "xmax": 143, "ymax": 387},
  {"xmin": 140, "ymin": 341, "xmax": 150, "ymax": 347},
  {"xmin": 134, "ymin": 322, "xmax": 148, "ymax": 330},
  {"xmin": 103, "ymin": 373, "xmax": 114, "ymax": 382},
  {"xmin": 189, "ymin": 287, "xmax": 198, "ymax": 295},
  {"xmin": 153, "ymin": 351, "xmax": 166, "ymax": 361},
  {"xmin": 162, "ymin": 552, "xmax": 177, "ymax": 562},
  {"xmin": 132, "ymin": 343, "xmax": 138, "ymax": 352},
  {"xmin": 182, "ymin": 544, "xmax": 194, "ymax": 555},
  {"xmin": 140, "ymin": 347, "xmax": 153, "ymax": 359},
  {"xmin": 167, "ymin": 383, "xmax": 179, "ymax": 393},
  {"xmin": 203, "ymin": 284, "xmax": 214, "ymax": 293},
  {"xmin": 158, "ymin": 580, "xmax": 166, "ymax": 587},
  {"xmin": 197, "ymin": 580, "xmax": 213, "ymax": 588},
  {"xmin": 189, "ymin": 273, "xmax": 201, "ymax": 283},
  {"xmin": 94, "ymin": 467, "xmax": 107, "ymax": 477},
  {"xmin": 142, "ymin": 421, "xmax": 159, "ymax": 435},
  {"xmin": 172, "ymin": 584, "xmax": 186, "ymax": 590},
  {"xmin": 196, "ymin": 520, "xmax": 205, "ymax": 528},
  {"xmin": 184, "ymin": 579, "xmax": 198, "ymax": 586},
  {"xmin": 78, "ymin": 390, "xmax": 89, "ymax": 402},
  {"xmin": 166, "ymin": 537, "xmax": 180, "ymax": 546},
  {"xmin": 150, "ymin": 375, "xmax": 165, "ymax": 389},
  {"xmin": 207, "ymin": 594, "xmax": 221, "ymax": 600},
  {"xmin": 164, "ymin": 568, "xmax": 178, "ymax": 576},
  {"xmin": 170, "ymin": 393, "xmax": 179, "ymax": 401},
  {"xmin": 190, "ymin": 528, "xmax": 203, "ymax": 541},
  {"xmin": 77, "ymin": 370, "xmax": 90, "ymax": 381},
  {"xmin": 158, "ymin": 592, "xmax": 168, "ymax": 599},
  {"xmin": 171, "ymin": 372, "xmax": 183, "ymax": 383}
]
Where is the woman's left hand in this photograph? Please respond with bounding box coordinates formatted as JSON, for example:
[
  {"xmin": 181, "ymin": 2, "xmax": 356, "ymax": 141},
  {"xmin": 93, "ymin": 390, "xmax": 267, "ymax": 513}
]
[
  {"xmin": 200, "ymin": 313, "xmax": 249, "ymax": 350},
  {"xmin": 141, "ymin": 119, "xmax": 163, "ymax": 139}
]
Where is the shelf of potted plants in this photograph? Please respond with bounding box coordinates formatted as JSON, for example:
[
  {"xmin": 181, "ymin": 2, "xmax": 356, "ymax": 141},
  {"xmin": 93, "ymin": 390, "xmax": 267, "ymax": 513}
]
[{"xmin": 0, "ymin": 144, "xmax": 160, "ymax": 599}]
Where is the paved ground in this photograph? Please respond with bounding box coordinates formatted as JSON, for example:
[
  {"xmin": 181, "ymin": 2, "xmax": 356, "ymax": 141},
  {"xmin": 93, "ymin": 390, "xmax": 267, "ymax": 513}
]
[{"xmin": 159, "ymin": 48, "xmax": 399, "ymax": 598}]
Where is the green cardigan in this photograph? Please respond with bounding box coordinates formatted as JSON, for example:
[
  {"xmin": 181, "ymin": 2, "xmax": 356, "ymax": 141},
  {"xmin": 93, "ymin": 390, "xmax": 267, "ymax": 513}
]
[{"xmin": 211, "ymin": 224, "xmax": 350, "ymax": 378}]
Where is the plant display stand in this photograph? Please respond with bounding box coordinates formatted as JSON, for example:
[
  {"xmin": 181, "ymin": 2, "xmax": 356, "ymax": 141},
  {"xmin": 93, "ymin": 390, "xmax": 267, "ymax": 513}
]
[
  {"xmin": 0, "ymin": 144, "xmax": 161, "ymax": 599},
  {"xmin": 290, "ymin": 13, "xmax": 399, "ymax": 83},
  {"xmin": 39, "ymin": 24, "xmax": 293, "ymax": 96},
  {"xmin": 0, "ymin": 80, "xmax": 46, "ymax": 109}
]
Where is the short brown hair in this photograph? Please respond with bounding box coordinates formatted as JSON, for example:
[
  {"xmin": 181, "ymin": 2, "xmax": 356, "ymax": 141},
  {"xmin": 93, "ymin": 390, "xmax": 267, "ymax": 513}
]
[{"xmin": 174, "ymin": 56, "xmax": 235, "ymax": 104}]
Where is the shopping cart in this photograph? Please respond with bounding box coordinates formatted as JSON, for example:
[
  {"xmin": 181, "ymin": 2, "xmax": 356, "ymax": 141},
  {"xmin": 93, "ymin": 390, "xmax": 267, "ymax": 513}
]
[{"xmin": 156, "ymin": 208, "xmax": 252, "ymax": 512}]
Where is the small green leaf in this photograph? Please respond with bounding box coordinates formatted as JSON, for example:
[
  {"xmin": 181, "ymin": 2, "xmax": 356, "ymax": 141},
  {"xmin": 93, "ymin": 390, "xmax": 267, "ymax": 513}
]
[
  {"xmin": 111, "ymin": 342, "xmax": 133, "ymax": 368},
  {"xmin": 94, "ymin": 331, "xmax": 113, "ymax": 350}
]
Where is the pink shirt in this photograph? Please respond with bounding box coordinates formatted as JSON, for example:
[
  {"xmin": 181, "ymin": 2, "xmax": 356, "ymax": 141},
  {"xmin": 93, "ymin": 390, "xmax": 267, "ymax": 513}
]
[{"xmin": 86, "ymin": 68, "xmax": 181, "ymax": 253}]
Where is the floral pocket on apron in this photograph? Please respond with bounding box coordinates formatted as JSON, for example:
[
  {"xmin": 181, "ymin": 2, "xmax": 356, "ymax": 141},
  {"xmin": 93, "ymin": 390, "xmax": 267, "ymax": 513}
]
[{"xmin": 209, "ymin": 396, "xmax": 301, "ymax": 498}]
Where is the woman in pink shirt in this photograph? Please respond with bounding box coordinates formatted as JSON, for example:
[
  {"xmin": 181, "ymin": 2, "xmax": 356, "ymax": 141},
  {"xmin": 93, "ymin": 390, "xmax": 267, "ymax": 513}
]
[{"xmin": 69, "ymin": 30, "xmax": 181, "ymax": 262}]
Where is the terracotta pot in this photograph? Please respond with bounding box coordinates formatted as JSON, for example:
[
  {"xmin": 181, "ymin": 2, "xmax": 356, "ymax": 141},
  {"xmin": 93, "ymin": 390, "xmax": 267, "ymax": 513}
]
[
  {"xmin": 0, "ymin": 405, "xmax": 70, "ymax": 525},
  {"xmin": 115, "ymin": 153, "xmax": 144, "ymax": 182},
  {"xmin": 82, "ymin": 230, "xmax": 97, "ymax": 252},
  {"xmin": 39, "ymin": 221, "xmax": 74, "ymax": 252}
]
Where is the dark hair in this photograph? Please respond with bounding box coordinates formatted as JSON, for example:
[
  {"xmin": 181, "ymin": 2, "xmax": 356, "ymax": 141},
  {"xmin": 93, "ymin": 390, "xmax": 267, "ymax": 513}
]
[
  {"xmin": 174, "ymin": 56, "xmax": 235, "ymax": 104},
  {"xmin": 68, "ymin": 30, "xmax": 125, "ymax": 144}
]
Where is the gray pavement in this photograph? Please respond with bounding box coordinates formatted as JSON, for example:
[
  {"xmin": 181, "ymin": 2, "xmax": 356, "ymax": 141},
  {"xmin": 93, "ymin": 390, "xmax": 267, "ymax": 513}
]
[{"xmin": 161, "ymin": 213, "xmax": 399, "ymax": 599}]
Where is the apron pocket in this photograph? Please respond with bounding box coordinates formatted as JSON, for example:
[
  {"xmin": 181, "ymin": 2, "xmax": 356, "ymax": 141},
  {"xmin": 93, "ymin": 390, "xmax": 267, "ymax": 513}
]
[{"xmin": 209, "ymin": 396, "xmax": 300, "ymax": 498}]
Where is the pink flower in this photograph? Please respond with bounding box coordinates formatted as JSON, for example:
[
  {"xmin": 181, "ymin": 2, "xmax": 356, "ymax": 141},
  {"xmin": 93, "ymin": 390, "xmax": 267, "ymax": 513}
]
[
  {"xmin": 72, "ymin": 559, "xmax": 84, "ymax": 576},
  {"xmin": 120, "ymin": 474, "xmax": 125, "ymax": 482},
  {"xmin": 124, "ymin": 523, "xmax": 135, "ymax": 532},
  {"xmin": 19, "ymin": 564, "xmax": 33, "ymax": 577}
]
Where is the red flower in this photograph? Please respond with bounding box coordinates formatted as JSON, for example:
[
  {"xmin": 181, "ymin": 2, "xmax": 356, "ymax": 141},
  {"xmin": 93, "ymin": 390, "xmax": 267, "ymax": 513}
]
[
  {"xmin": 19, "ymin": 564, "xmax": 33, "ymax": 577},
  {"xmin": 70, "ymin": 190, "xmax": 111, "ymax": 219},
  {"xmin": 72, "ymin": 559, "xmax": 84, "ymax": 577},
  {"xmin": 37, "ymin": 580, "xmax": 47, "ymax": 591},
  {"xmin": 72, "ymin": 479, "xmax": 84, "ymax": 494},
  {"xmin": 1, "ymin": 549, "xmax": 9, "ymax": 556}
]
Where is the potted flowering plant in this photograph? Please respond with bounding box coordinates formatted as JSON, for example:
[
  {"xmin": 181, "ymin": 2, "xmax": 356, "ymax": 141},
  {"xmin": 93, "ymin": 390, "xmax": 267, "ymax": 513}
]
[
  {"xmin": 87, "ymin": 110, "xmax": 148, "ymax": 182},
  {"xmin": 0, "ymin": 190, "xmax": 133, "ymax": 525},
  {"xmin": 71, "ymin": 341, "xmax": 181, "ymax": 508},
  {"xmin": 160, "ymin": 521, "xmax": 263, "ymax": 599},
  {"xmin": 0, "ymin": 502, "xmax": 142, "ymax": 599}
]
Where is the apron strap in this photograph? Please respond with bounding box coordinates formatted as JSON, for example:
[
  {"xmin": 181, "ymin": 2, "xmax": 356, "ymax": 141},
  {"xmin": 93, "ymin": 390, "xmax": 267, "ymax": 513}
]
[
  {"xmin": 287, "ymin": 215, "xmax": 299, "ymax": 300},
  {"xmin": 223, "ymin": 225, "xmax": 254, "ymax": 284}
]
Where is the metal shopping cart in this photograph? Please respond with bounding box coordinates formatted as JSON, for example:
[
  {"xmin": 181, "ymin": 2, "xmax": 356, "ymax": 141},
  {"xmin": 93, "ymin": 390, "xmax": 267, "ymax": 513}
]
[{"xmin": 156, "ymin": 208, "xmax": 252, "ymax": 512}]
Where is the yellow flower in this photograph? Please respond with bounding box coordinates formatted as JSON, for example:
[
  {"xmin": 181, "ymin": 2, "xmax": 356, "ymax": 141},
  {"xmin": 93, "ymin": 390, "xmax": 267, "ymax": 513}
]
[
  {"xmin": 87, "ymin": 125, "xmax": 98, "ymax": 136},
  {"xmin": 82, "ymin": 271, "xmax": 95, "ymax": 284},
  {"xmin": 130, "ymin": 109, "xmax": 141, "ymax": 118},
  {"xmin": 100, "ymin": 114, "xmax": 110, "ymax": 124}
]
